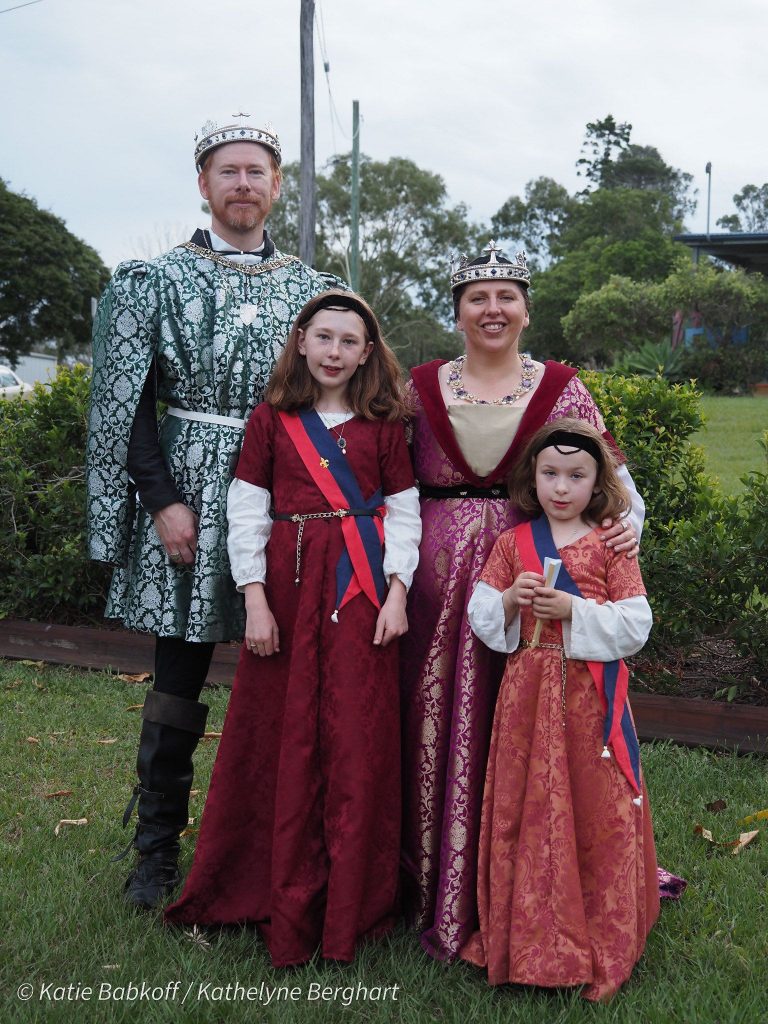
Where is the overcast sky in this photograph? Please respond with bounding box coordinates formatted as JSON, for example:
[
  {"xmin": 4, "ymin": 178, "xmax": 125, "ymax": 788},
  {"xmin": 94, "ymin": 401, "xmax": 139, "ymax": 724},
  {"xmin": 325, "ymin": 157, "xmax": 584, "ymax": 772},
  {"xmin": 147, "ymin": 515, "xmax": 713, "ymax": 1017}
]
[{"xmin": 2, "ymin": 0, "xmax": 767, "ymax": 270}]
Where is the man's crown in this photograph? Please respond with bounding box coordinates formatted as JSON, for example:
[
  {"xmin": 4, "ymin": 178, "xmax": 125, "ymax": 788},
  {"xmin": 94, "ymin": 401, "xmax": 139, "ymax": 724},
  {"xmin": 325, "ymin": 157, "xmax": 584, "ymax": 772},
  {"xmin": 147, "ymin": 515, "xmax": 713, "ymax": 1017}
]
[
  {"xmin": 450, "ymin": 240, "xmax": 531, "ymax": 291},
  {"xmin": 194, "ymin": 113, "xmax": 282, "ymax": 170}
]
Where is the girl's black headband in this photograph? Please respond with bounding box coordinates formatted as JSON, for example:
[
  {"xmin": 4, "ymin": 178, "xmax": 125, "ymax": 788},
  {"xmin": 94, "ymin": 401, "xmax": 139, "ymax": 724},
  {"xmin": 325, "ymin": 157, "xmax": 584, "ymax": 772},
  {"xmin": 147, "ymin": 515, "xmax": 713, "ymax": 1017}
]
[
  {"xmin": 303, "ymin": 292, "xmax": 378, "ymax": 341},
  {"xmin": 533, "ymin": 430, "xmax": 602, "ymax": 464}
]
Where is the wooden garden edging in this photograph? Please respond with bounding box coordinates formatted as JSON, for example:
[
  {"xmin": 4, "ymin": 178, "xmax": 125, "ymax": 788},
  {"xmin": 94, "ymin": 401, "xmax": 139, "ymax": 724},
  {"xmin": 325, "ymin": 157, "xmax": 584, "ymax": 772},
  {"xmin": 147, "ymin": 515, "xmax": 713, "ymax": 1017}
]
[{"xmin": 1, "ymin": 619, "xmax": 767, "ymax": 753}]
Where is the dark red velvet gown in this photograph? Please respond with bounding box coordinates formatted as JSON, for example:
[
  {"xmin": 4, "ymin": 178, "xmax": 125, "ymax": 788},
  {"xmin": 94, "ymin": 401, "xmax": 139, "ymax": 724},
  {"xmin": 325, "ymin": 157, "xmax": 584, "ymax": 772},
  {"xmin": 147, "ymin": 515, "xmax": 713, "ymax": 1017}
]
[{"xmin": 165, "ymin": 404, "xmax": 415, "ymax": 966}]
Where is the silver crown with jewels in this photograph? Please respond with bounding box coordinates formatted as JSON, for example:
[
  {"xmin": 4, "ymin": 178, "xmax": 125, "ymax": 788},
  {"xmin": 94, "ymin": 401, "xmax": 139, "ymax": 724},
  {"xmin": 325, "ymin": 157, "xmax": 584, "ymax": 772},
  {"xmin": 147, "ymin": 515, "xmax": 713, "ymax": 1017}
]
[
  {"xmin": 450, "ymin": 240, "xmax": 531, "ymax": 291},
  {"xmin": 194, "ymin": 113, "xmax": 282, "ymax": 170}
]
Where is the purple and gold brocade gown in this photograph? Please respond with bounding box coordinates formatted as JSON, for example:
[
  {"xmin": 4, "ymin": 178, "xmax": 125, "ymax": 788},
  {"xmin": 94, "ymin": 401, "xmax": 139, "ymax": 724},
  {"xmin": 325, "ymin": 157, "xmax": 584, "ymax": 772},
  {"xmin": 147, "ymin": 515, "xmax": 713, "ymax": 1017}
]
[{"xmin": 400, "ymin": 358, "xmax": 615, "ymax": 961}]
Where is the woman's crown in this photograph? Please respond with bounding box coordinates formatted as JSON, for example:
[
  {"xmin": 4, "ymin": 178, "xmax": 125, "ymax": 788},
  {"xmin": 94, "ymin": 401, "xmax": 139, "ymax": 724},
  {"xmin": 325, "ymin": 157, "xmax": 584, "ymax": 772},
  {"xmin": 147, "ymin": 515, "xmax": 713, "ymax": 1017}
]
[{"xmin": 450, "ymin": 240, "xmax": 530, "ymax": 291}]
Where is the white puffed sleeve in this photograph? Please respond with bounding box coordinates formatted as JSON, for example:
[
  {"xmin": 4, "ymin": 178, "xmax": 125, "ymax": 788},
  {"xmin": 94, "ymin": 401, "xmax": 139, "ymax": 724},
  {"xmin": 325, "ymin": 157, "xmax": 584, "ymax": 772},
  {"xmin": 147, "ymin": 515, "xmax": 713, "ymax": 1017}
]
[
  {"xmin": 563, "ymin": 594, "xmax": 652, "ymax": 661},
  {"xmin": 619, "ymin": 464, "xmax": 645, "ymax": 542},
  {"xmin": 467, "ymin": 581, "xmax": 521, "ymax": 653},
  {"xmin": 382, "ymin": 486, "xmax": 421, "ymax": 591},
  {"xmin": 226, "ymin": 478, "xmax": 273, "ymax": 589}
]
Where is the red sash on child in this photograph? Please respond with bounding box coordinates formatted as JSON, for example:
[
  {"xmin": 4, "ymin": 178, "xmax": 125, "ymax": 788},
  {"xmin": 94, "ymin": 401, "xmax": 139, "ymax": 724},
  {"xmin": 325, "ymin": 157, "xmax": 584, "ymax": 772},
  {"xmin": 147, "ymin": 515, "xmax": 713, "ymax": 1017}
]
[
  {"xmin": 278, "ymin": 409, "xmax": 387, "ymax": 615},
  {"xmin": 515, "ymin": 516, "xmax": 641, "ymax": 796}
]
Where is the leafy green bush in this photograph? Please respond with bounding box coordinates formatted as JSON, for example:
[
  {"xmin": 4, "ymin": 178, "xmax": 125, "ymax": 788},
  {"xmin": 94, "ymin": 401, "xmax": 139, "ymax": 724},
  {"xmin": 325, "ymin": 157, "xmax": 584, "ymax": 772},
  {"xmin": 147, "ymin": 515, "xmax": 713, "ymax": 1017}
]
[
  {"xmin": 678, "ymin": 338, "xmax": 768, "ymax": 394},
  {"xmin": 0, "ymin": 365, "xmax": 111, "ymax": 622},
  {"xmin": 581, "ymin": 370, "xmax": 768, "ymax": 688}
]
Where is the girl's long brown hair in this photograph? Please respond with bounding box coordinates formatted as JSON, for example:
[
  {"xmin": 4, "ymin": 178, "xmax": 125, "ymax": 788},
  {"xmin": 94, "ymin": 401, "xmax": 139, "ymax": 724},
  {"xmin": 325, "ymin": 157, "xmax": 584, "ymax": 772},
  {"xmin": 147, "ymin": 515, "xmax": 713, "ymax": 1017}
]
[
  {"xmin": 507, "ymin": 417, "xmax": 631, "ymax": 523},
  {"xmin": 265, "ymin": 290, "xmax": 408, "ymax": 420}
]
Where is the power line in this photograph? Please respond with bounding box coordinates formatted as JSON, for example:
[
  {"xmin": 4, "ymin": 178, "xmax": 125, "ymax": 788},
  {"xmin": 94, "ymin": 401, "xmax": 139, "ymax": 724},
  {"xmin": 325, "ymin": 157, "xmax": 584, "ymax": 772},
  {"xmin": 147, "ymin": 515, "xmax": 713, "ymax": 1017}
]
[
  {"xmin": 0, "ymin": 0, "xmax": 44, "ymax": 13},
  {"xmin": 315, "ymin": 0, "xmax": 351, "ymax": 150}
]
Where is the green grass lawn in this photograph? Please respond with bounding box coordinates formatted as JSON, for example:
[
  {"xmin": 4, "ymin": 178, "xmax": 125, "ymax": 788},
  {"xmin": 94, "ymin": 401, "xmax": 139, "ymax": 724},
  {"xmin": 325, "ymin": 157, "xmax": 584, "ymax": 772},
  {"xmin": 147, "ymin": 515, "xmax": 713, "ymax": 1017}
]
[
  {"xmin": 2, "ymin": 660, "xmax": 768, "ymax": 1024},
  {"xmin": 693, "ymin": 396, "xmax": 768, "ymax": 494}
]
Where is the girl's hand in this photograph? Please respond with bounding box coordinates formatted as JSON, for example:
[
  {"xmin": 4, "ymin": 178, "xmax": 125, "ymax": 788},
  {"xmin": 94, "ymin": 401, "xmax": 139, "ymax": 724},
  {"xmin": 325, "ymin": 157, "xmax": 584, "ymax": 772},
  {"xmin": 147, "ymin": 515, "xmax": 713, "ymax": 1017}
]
[
  {"xmin": 503, "ymin": 571, "xmax": 545, "ymax": 627},
  {"xmin": 243, "ymin": 583, "xmax": 280, "ymax": 656},
  {"xmin": 532, "ymin": 586, "xmax": 572, "ymax": 621},
  {"xmin": 599, "ymin": 517, "xmax": 639, "ymax": 558},
  {"xmin": 508, "ymin": 571, "xmax": 545, "ymax": 607},
  {"xmin": 374, "ymin": 577, "xmax": 408, "ymax": 647}
]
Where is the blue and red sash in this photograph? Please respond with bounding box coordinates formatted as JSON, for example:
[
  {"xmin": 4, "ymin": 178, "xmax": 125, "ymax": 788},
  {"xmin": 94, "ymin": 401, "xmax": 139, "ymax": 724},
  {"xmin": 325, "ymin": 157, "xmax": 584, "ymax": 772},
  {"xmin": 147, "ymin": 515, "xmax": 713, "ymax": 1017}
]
[
  {"xmin": 278, "ymin": 409, "xmax": 387, "ymax": 615},
  {"xmin": 515, "ymin": 515, "xmax": 641, "ymax": 796}
]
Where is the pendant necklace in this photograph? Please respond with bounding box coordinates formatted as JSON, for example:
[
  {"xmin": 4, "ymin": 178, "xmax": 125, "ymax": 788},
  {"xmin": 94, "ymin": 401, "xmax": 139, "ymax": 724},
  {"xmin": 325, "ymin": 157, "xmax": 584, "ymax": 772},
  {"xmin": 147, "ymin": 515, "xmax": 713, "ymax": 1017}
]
[{"xmin": 317, "ymin": 411, "xmax": 350, "ymax": 455}]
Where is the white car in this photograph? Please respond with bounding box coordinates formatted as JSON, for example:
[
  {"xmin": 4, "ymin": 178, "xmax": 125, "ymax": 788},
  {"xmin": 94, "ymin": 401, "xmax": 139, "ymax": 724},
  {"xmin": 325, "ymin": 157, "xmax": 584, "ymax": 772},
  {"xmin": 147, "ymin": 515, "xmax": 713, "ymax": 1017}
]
[{"xmin": 0, "ymin": 366, "xmax": 34, "ymax": 400}]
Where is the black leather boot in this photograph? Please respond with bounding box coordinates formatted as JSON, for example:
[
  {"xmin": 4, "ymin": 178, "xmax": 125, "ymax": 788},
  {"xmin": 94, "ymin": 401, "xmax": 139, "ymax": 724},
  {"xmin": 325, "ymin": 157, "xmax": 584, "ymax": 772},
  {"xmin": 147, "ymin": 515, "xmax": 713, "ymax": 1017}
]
[{"xmin": 121, "ymin": 690, "xmax": 208, "ymax": 910}]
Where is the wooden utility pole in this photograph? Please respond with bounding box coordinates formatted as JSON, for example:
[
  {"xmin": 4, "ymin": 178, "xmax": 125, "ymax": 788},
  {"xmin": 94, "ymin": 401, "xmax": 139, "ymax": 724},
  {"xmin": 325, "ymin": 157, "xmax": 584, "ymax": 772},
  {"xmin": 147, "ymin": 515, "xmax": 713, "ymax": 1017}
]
[
  {"xmin": 350, "ymin": 101, "xmax": 360, "ymax": 292},
  {"xmin": 299, "ymin": 0, "xmax": 316, "ymax": 267}
]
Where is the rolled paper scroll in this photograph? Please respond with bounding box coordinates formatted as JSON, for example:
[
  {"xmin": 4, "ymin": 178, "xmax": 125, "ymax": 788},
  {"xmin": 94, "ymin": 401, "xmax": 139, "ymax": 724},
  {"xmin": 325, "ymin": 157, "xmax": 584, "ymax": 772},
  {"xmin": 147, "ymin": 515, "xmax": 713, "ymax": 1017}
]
[{"xmin": 530, "ymin": 556, "xmax": 562, "ymax": 648}]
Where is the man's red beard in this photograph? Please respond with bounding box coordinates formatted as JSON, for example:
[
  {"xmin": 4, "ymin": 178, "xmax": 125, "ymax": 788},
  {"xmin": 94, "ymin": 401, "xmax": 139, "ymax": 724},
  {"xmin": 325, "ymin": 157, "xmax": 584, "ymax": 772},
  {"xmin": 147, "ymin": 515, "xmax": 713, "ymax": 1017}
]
[{"xmin": 222, "ymin": 198, "xmax": 263, "ymax": 232}]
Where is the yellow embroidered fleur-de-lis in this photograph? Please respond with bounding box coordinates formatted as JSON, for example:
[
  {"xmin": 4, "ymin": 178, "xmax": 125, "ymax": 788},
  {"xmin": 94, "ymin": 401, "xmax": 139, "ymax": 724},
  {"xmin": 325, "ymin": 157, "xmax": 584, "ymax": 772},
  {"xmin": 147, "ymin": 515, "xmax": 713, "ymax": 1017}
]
[{"xmin": 320, "ymin": 457, "xmax": 329, "ymax": 469}]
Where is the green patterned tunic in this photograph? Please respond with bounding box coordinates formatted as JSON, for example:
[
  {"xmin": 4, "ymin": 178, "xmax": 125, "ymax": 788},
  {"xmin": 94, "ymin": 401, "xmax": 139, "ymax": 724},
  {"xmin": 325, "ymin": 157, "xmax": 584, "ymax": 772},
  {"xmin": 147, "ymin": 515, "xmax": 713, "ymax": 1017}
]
[{"xmin": 86, "ymin": 243, "xmax": 340, "ymax": 642}]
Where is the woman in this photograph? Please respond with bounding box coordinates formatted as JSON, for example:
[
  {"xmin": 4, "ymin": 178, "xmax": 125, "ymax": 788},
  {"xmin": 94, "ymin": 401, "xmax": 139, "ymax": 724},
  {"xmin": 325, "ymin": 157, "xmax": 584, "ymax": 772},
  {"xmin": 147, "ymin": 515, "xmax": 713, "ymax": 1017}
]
[{"xmin": 400, "ymin": 241, "xmax": 643, "ymax": 961}]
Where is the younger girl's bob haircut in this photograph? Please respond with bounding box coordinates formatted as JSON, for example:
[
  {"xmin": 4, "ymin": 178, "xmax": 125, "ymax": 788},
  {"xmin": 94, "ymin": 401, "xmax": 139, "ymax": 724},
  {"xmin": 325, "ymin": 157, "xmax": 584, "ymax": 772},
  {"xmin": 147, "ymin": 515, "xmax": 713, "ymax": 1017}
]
[
  {"xmin": 265, "ymin": 290, "xmax": 408, "ymax": 420},
  {"xmin": 507, "ymin": 416, "xmax": 631, "ymax": 524}
]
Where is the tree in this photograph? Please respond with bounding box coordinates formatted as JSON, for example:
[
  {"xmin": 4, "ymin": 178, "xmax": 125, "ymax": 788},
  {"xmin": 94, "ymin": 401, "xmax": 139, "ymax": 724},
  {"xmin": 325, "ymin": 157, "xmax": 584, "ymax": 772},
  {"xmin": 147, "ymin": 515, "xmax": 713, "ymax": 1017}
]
[
  {"xmin": 716, "ymin": 183, "xmax": 768, "ymax": 232},
  {"xmin": 562, "ymin": 275, "xmax": 670, "ymax": 364},
  {"xmin": 575, "ymin": 115, "xmax": 632, "ymax": 190},
  {"xmin": 491, "ymin": 177, "xmax": 575, "ymax": 270},
  {"xmin": 601, "ymin": 145, "xmax": 696, "ymax": 222},
  {"xmin": 268, "ymin": 155, "xmax": 485, "ymax": 367},
  {"xmin": 0, "ymin": 179, "xmax": 110, "ymax": 367}
]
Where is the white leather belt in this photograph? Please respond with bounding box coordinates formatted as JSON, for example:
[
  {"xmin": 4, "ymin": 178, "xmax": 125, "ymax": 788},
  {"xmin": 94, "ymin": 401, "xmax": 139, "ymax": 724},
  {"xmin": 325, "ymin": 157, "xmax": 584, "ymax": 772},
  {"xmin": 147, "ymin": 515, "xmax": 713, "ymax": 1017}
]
[{"xmin": 166, "ymin": 407, "xmax": 246, "ymax": 429}]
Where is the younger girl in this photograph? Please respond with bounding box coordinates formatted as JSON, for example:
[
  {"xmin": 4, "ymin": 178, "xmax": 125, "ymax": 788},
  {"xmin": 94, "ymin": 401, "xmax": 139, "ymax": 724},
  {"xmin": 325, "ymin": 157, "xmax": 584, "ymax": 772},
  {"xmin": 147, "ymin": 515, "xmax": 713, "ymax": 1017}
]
[
  {"xmin": 165, "ymin": 291, "xmax": 421, "ymax": 966},
  {"xmin": 460, "ymin": 418, "xmax": 659, "ymax": 1002}
]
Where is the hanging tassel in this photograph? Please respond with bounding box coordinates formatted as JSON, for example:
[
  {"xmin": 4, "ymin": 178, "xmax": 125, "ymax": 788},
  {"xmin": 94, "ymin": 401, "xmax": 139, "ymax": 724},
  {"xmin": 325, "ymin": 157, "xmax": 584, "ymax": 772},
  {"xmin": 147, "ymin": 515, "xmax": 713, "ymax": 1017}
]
[
  {"xmin": 331, "ymin": 609, "xmax": 339, "ymax": 623},
  {"xmin": 601, "ymin": 746, "xmax": 611, "ymax": 759},
  {"xmin": 633, "ymin": 795, "xmax": 643, "ymax": 806}
]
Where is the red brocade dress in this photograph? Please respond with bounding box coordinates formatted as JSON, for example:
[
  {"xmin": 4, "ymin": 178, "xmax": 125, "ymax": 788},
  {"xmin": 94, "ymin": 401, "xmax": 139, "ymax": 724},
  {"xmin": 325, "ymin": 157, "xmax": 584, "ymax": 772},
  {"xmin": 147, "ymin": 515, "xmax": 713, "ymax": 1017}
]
[
  {"xmin": 459, "ymin": 526, "xmax": 659, "ymax": 1002},
  {"xmin": 165, "ymin": 405, "xmax": 416, "ymax": 966}
]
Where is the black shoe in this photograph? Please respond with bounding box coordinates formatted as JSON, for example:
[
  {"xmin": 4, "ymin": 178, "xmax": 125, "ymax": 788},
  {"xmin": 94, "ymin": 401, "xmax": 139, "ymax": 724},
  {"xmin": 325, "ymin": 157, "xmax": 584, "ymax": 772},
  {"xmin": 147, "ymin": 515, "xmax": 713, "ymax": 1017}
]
[{"xmin": 124, "ymin": 852, "xmax": 181, "ymax": 911}]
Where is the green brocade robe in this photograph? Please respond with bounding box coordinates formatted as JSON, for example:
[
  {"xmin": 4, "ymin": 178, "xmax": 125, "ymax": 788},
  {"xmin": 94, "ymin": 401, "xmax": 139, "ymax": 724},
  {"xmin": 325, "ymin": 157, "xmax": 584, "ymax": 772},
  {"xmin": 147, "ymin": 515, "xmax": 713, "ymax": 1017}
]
[{"xmin": 86, "ymin": 242, "xmax": 339, "ymax": 642}]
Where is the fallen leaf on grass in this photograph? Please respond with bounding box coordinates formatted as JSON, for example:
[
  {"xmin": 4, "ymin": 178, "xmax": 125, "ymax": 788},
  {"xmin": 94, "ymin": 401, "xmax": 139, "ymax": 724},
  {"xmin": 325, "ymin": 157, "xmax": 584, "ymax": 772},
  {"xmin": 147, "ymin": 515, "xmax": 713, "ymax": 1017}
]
[
  {"xmin": 26, "ymin": 737, "xmax": 40, "ymax": 745},
  {"xmin": 705, "ymin": 799, "xmax": 727, "ymax": 813},
  {"xmin": 96, "ymin": 738, "xmax": 118, "ymax": 745},
  {"xmin": 125, "ymin": 704, "xmax": 144, "ymax": 712},
  {"xmin": 732, "ymin": 831, "xmax": 759, "ymax": 854},
  {"xmin": 18, "ymin": 660, "xmax": 45, "ymax": 667},
  {"xmin": 180, "ymin": 827, "xmax": 199, "ymax": 838},
  {"xmin": 693, "ymin": 824, "xmax": 760, "ymax": 855},
  {"xmin": 54, "ymin": 818, "xmax": 88, "ymax": 836},
  {"xmin": 44, "ymin": 790, "xmax": 73, "ymax": 799},
  {"xmin": 117, "ymin": 672, "xmax": 151, "ymax": 683},
  {"xmin": 741, "ymin": 808, "xmax": 768, "ymax": 826},
  {"xmin": 102, "ymin": 965, "xmax": 120, "ymax": 970},
  {"xmin": 183, "ymin": 925, "xmax": 211, "ymax": 950},
  {"xmin": 190, "ymin": 789, "xmax": 200, "ymax": 796},
  {"xmin": 200, "ymin": 731, "xmax": 222, "ymax": 741}
]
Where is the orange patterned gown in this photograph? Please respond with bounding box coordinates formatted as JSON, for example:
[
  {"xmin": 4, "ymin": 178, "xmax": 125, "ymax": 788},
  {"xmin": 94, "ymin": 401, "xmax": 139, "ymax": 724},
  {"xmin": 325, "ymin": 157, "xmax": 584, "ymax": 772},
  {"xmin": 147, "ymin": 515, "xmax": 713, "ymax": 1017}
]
[{"xmin": 460, "ymin": 527, "xmax": 659, "ymax": 1002}]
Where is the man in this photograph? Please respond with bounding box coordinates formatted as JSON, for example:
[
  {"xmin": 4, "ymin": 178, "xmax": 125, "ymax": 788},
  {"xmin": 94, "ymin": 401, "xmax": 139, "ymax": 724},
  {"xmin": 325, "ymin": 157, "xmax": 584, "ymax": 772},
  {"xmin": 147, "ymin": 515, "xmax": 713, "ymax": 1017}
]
[{"xmin": 86, "ymin": 115, "xmax": 342, "ymax": 910}]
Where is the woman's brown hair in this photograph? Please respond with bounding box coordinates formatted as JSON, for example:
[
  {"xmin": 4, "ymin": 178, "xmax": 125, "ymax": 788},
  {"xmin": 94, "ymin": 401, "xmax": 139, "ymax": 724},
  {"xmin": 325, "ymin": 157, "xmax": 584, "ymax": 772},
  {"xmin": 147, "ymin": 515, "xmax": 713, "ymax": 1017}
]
[
  {"xmin": 264, "ymin": 290, "xmax": 408, "ymax": 420},
  {"xmin": 507, "ymin": 417, "xmax": 630, "ymax": 523}
]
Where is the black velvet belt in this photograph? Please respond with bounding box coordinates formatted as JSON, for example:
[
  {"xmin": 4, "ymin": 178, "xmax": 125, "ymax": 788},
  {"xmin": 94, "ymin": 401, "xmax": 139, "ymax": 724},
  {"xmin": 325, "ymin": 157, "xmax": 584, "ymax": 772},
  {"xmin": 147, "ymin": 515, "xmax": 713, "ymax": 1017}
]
[{"xmin": 418, "ymin": 484, "xmax": 508, "ymax": 499}]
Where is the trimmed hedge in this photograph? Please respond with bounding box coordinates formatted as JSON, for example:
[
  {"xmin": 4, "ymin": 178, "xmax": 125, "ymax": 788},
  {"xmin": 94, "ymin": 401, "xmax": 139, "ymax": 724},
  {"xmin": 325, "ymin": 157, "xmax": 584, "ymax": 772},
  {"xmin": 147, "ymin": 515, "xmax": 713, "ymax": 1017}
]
[
  {"xmin": 0, "ymin": 365, "xmax": 111, "ymax": 624},
  {"xmin": 1, "ymin": 367, "xmax": 766, "ymax": 694}
]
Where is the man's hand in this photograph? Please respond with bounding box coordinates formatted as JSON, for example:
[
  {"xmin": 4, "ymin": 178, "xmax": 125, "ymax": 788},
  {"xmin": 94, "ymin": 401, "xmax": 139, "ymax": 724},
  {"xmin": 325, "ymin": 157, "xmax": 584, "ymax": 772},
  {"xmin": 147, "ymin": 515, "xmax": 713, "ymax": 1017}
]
[{"xmin": 153, "ymin": 502, "xmax": 199, "ymax": 565}]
